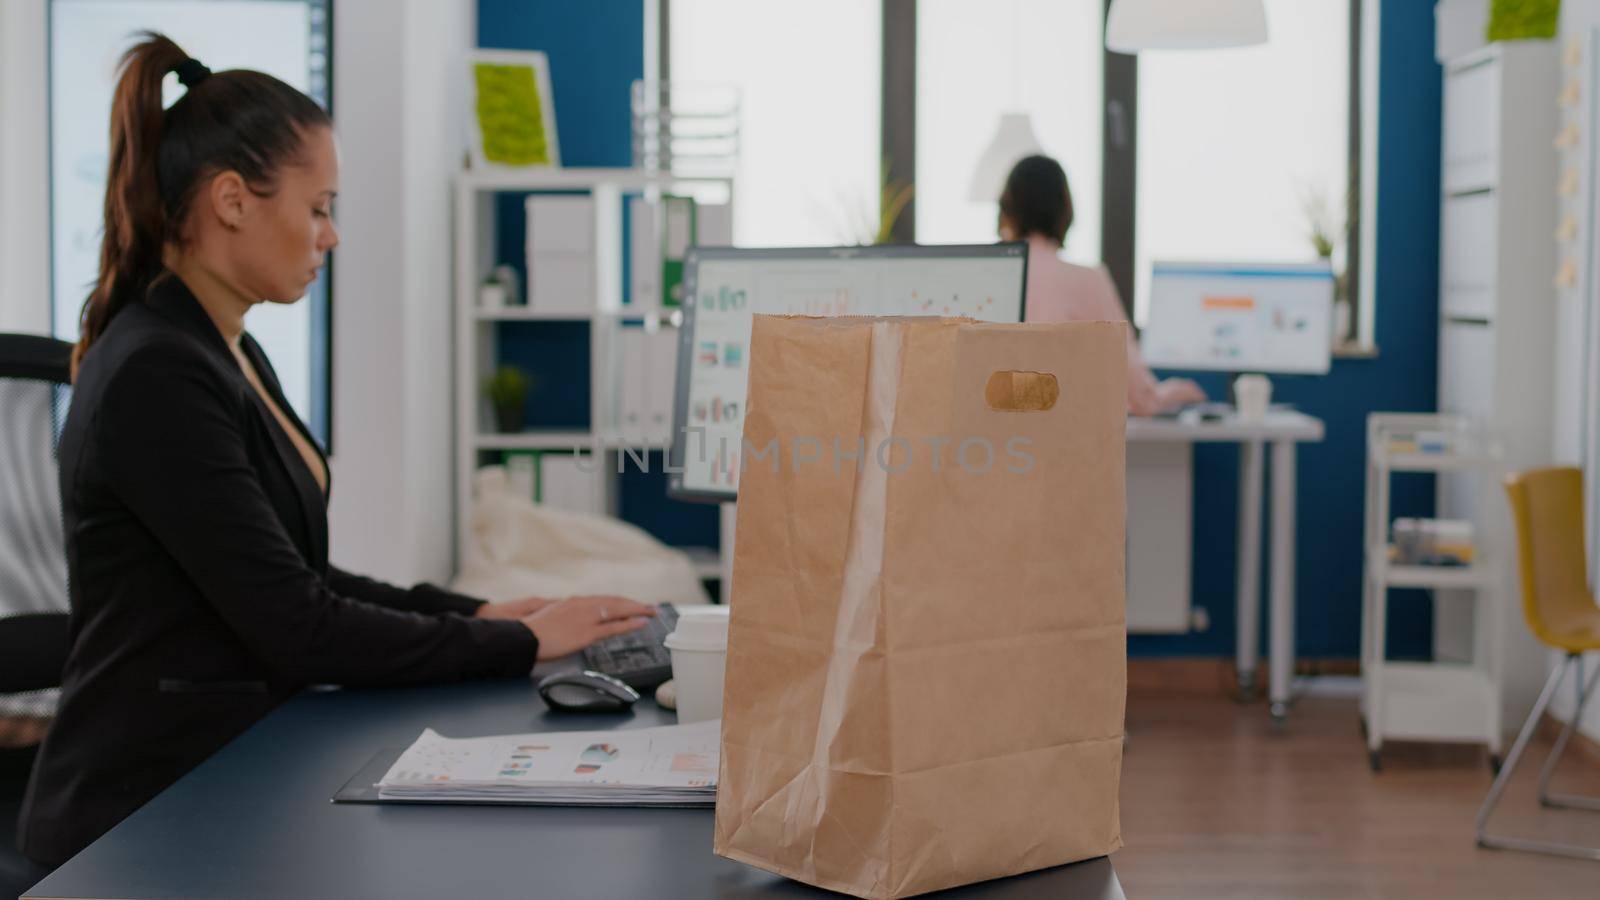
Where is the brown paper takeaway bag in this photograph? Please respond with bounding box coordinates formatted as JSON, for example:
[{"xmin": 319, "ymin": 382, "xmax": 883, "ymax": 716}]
[{"xmin": 713, "ymin": 315, "xmax": 1128, "ymax": 899}]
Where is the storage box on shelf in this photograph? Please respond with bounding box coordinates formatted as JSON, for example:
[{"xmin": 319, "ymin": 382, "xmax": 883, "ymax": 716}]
[
  {"xmin": 452, "ymin": 168, "xmax": 735, "ymax": 588},
  {"xmin": 525, "ymin": 195, "xmax": 595, "ymax": 316},
  {"xmin": 1362, "ymin": 413, "xmax": 1505, "ymax": 771}
]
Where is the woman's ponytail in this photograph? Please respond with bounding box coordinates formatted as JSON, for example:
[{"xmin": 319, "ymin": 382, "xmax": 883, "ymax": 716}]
[
  {"xmin": 71, "ymin": 31, "xmax": 330, "ymax": 377},
  {"xmin": 74, "ymin": 32, "xmax": 189, "ymax": 373}
]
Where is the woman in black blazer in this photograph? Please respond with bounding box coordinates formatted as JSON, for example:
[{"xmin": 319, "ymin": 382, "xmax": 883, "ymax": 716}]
[{"xmin": 18, "ymin": 34, "xmax": 654, "ymax": 866}]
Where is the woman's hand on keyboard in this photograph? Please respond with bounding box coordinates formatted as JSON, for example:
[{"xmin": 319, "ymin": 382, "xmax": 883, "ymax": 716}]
[
  {"xmin": 523, "ymin": 595, "xmax": 657, "ymax": 660},
  {"xmin": 474, "ymin": 596, "xmax": 559, "ymax": 620}
]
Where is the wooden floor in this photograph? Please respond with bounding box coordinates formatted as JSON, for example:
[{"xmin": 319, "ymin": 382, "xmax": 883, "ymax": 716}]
[{"xmin": 1117, "ymin": 690, "xmax": 1600, "ymax": 899}]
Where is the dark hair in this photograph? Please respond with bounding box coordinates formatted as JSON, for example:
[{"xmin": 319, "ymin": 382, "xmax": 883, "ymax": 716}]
[
  {"xmin": 76, "ymin": 31, "xmax": 330, "ymax": 368},
  {"xmin": 998, "ymin": 155, "xmax": 1074, "ymax": 246}
]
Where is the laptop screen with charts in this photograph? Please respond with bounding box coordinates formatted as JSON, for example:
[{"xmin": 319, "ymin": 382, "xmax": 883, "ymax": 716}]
[
  {"xmin": 666, "ymin": 244, "xmax": 1028, "ymax": 503},
  {"xmin": 1139, "ymin": 261, "xmax": 1335, "ymax": 375}
]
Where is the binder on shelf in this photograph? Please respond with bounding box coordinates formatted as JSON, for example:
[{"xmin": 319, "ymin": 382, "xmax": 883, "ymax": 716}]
[
  {"xmin": 646, "ymin": 328, "xmax": 677, "ymax": 444},
  {"xmin": 610, "ymin": 323, "xmax": 678, "ymax": 446},
  {"xmin": 697, "ymin": 202, "xmax": 733, "ymax": 248},
  {"xmin": 661, "ymin": 195, "xmax": 696, "ymax": 307},
  {"xmin": 629, "ymin": 196, "xmax": 661, "ymax": 311},
  {"xmin": 617, "ymin": 325, "xmax": 649, "ymax": 442}
]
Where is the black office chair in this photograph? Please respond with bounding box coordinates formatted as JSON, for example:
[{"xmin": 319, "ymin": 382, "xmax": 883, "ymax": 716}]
[{"xmin": 0, "ymin": 334, "xmax": 73, "ymax": 896}]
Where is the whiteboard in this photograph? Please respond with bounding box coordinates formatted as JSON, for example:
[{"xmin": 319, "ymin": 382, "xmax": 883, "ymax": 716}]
[{"xmin": 666, "ymin": 244, "xmax": 1028, "ymax": 501}]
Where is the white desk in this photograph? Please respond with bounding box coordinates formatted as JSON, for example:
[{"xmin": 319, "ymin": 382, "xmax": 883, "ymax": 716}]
[{"xmin": 1127, "ymin": 410, "xmax": 1326, "ymax": 721}]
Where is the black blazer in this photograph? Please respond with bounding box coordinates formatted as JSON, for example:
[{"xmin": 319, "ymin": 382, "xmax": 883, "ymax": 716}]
[{"xmin": 19, "ymin": 275, "xmax": 538, "ymax": 866}]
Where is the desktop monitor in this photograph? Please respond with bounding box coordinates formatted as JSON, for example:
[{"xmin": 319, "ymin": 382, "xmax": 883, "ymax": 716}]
[
  {"xmin": 1139, "ymin": 261, "xmax": 1335, "ymax": 375},
  {"xmin": 667, "ymin": 244, "xmax": 1029, "ymax": 502}
]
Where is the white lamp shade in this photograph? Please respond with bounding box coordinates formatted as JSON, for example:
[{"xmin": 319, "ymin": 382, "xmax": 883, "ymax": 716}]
[
  {"xmin": 967, "ymin": 113, "xmax": 1045, "ymax": 203},
  {"xmin": 1105, "ymin": 0, "xmax": 1267, "ymax": 53}
]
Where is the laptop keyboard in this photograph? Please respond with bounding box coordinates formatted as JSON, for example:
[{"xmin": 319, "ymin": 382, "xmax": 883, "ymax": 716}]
[{"xmin": 581, "ymin": 603, "xmax": 680, "ymax": 690}]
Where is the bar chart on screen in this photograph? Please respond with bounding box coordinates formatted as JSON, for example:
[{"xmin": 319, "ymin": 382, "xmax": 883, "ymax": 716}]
[
  {"xmin": 669, "ymin": 245, "xmax": 1029, "ymax": 502},
  {"xmin": 779, "ymin": 286, "xmax": 855, "ymax": 317}
]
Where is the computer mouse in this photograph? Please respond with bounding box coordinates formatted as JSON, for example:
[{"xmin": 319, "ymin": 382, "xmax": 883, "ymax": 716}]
[{"xmin": 536, "ymin": 669, "xmax": 641, "ymax": 713}]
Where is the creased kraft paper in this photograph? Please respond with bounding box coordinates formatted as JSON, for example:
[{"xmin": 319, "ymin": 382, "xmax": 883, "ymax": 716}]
[{"xmin": 714, "ymin": 316, "xmax": 1128, "ymax": 899}]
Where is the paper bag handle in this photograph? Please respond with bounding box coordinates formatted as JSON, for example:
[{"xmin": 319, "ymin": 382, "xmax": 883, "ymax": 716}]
[
  {"xmin": 954, "ymin": 323, "xmax": 1125, "ymax": 431},
  {"xmin": 984, "ymin": 370, "xmax": 1059, "ymax": 412}
]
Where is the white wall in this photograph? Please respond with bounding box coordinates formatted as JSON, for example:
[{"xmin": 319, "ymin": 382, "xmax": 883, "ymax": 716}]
[
  {"xmin": 0, "ymin": 0, "xmax": 468, "ymax": 585},
  {"xmin": 327, "ymin": 0, "xmax": 472, "ymax": 585},
  {"xmin": 0, "ymin": 0, "xmax": 51, "ymax": 334},
  {"xmin": 399, "ymin": 0, "xmax": 468, "ymax": 586},
  {"xmin": 1549, "ymin": 0, "xmax": 1600, "ymax": 743}
]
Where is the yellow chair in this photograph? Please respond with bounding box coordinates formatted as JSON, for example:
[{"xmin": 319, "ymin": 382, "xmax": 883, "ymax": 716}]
[{"xmin": 1476, "ymin": 466, "xmax": 1600, "ymax": 860}]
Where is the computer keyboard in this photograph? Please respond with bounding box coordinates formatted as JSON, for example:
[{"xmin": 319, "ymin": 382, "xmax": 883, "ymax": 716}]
[{"xmin": 581, "ymin": 603, "xmax": 680, "ymax": 690}]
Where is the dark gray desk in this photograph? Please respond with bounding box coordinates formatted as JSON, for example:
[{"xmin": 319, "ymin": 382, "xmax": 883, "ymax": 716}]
[{"xmin": 25, "ymin": 678, "xmax": 1122, "ymax": 899}]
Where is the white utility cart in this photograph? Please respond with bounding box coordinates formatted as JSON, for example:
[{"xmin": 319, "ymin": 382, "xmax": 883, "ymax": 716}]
[{"xmin": 1362, "ymin": 413, "xmax": 1504, "ymax": 772}]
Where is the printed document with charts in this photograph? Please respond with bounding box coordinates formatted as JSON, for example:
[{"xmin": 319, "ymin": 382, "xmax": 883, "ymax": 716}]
[{"xmin": 376, "ymin": 719, "xmax": 719, "ymax": 806}]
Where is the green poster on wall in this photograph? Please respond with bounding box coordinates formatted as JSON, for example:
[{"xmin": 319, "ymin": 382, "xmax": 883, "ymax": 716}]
[
  {"xmin": 1488, "ymin": 0, "xmax": 1560, "ymax": 41},
  {"xmin": 474, "ymin": 64, "xmax": 548, "ymax": 165},
  {"xmin": 468, "ymin": 50, "xmax": 561, "ymax": 169}
]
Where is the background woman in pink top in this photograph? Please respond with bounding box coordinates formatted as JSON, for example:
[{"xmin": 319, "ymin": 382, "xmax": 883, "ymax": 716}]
[{"xmin": 1000, "ymin": 155, "xmax": 1205, "ymax": 415}]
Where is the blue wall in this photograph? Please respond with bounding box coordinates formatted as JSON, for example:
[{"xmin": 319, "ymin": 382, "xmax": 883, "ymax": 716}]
[
  {"xmin": 1133, "ymin": 0, "xmax": 1444, "ymax": 659},
  {"xmin": 477, "ymin": 0, "xmax": 641, "ymax": 167},
  {"xmin": 477, "ymin": 0, "xmax": 1446, "ymax": 657}
]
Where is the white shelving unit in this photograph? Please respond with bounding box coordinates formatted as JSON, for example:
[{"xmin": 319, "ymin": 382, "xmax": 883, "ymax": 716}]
[
  {"xmin": 451, "ymin": 168, "xmax": 734, "ymax": 587},
  {"xmin": 1361, "ymin": 414, "xmax": 1504, "ymax": 771},
  {"xmin": 1433, "ymin": 35, "xmax": 1559, "ymax": 724},
  {"xmin": 471, "ymin": 309, "xmax": 596, "ymax": 323}
]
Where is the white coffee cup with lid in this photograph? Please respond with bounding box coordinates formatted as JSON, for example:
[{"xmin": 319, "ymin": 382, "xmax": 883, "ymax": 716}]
[
  {"xmin": 1233, "ymin": 374, "xmax": 1272, "ymax": 422},
  {"xmin": 663, "ymin": 605, "xmax": 731, "ymax": 724}
]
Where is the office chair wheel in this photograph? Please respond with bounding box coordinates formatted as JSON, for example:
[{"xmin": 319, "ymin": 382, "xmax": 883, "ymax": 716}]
[{"xmin": 1368, "ymin": 749, "xmax": 1382, "ymax": 773}]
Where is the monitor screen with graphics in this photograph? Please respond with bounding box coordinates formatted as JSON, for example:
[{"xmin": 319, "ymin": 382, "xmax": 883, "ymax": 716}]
[
  {"xmin": 1140, "ymin": 261, "xmax": 1335, "ymax": 375},
  {"xmin": 667, "ymin": 244, "xmax": 1028, "ymax": 502}
]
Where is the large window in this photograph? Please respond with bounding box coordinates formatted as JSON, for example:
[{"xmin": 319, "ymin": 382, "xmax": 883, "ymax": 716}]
[
  {"xmin": 669, "ymin": 0, "xmax": 880, "ymax": 247},
  {"xmin": 675, "ymin": 1, "xmax": 1360, "ymax": 343},
  {"xmin": 916, "ymin": 0, "xmax": 1103, "ymax": 264},
  {"xmin": 50, "ymin": 0, "xmax": 332, "ymax": 442},
  {"xmin": 1133, "ymin": 0, "xmax": 1350, "ymax": 324}
]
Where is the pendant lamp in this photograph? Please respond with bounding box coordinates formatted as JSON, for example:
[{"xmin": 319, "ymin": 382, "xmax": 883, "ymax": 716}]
[{"xmin": 967, "ymin": 112, "xmax": 1045, "ymax": 203}]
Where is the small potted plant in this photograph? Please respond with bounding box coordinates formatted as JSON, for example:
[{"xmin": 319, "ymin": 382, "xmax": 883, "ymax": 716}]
[
  {"xmin": 1300, "ymin": 184, "xmax": 1351, "ymax": 347},
  {"xmin": 484, "ymin": 366, "xmax": 533, "ymax": 433}
]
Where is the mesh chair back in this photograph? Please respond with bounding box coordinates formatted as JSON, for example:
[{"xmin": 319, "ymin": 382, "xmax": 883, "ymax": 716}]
[
  {"xmin": 0, "ymin": 338, "xmax": 71, "ymax": 899},
  {"xmin": 0, "ymin": 335, "xmax": 70, "ymax": 619},
  {"xmin": 0, "ymin": 335, "xmax": 72, "ymax": 717}
]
